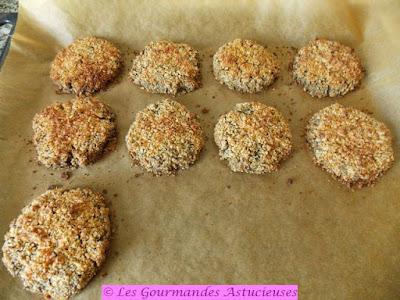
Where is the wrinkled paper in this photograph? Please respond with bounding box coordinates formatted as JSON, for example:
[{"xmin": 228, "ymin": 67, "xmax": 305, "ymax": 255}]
[{"xmin": 1, "ymin": 0, "xmax": 400, "ymax": 299}]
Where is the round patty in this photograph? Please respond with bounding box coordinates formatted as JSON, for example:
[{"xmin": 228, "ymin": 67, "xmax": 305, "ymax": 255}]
[
  {"xmin": 33, "ymin": 97, "xmax": 117, "ymax": 168},
  {"xmin": 293, "ymin": 38, "xmax": 364, "ymax": 98},
  {"xmin": 213, "ymin": 39, "xmax": 279, "ymax": 93},
  {"xmin": 306, "ymin": 103, "xmax": 394, "ymax": 188},
  {"xmin": 214, "ymin": 102, "xmax": 292, "ymax": 174},
  {"xmin": 50, "ymin": 37, "xmax": 122, "ymax": 96},
  {"xmin": 129, "ymin": 41, "xmax": 201, "ymax": 95},
  {"xmin": 126, "ymin": 99, "xmax": 204, "ymax": 175},
  {"xmin": 2, "ymin": 188, "xmax": 111, "ymax": 299}
]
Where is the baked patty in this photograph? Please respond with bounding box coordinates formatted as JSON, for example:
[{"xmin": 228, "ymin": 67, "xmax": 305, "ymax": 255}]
[
  {"xmin": 214, "ymin": 102, "xmax": 292, "ymax": 174},
  {"xmin": 126, "ymin": 99, "xmax": 204, "ymax": 175},
  {"xmin": 129, "ymin": 41, "xmax": 201, "ymax": 95},
  {"xmin": 50, "ymin": 37, "xmax": 122, "ymax": 96},
  {"xmin": 2, "ymin": 188, "xmax": 111, "ymax": 299},
  {"xmin": 33, "ymin": 97, "xmax": 117, "ymax": 168},
  {"xmin": 306, "ymin": 103, "xmax": 394, "ymax": 187},
  {"xmin": 293, "ymin": 38, "xmax": 364, "ymax": 98},
  {"xmin": 213, "ymin": 39, "xmax": 279, "ymax": 93}
]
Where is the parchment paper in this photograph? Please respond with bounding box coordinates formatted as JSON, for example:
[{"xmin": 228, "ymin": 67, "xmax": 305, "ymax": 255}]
[{"xmin": 1, "ymin": 1, "xmax": 400, "ymax": 299}]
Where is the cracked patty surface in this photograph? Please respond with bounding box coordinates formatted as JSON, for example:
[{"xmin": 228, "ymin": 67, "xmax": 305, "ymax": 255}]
[{"xmin": 2, "ymin": 188, "xmax": 111, "ymax": 300}]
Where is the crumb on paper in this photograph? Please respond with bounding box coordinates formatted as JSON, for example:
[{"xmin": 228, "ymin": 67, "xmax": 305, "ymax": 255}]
[
  {"xmin": 48, "ymin": 184, "xmax": 63, "ymax": 190},
  {"xmin": 61, "ymin": 171, "xmax": 71, "ymax": 180}
]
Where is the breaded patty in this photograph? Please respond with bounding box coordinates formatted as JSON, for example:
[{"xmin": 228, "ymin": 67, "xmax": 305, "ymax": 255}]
[
  {"xmin": 33, "ymin": 97, "xmax": 117, "ymax": 168},
  {"xmin": 126, "ymin": 99, "xmax": 204, "ymax": 175},
  {"xmin": 50, "ymin": 37, "xmax": 122, "ymax": 96},
  {"xmin": 213, "ymin": 39, "xmax": 279, "ymax": 93},
  {"xmin": 129, "ymin": 41, "xmax": 201, "ymax": 95},
  {"xmin": 293, "ymin": 38, "xmax": 364, "ymax": 98},
  {"xmin": 2, "ymin": 188, "xmax": 111, "ymax": 299},
  {"xmin": 214, "ymin": 102, "xmax": 292, "ymax": 174},
  {"xmin": 306, "ymin": 103, "xmax": 394, "ymax": 188}
]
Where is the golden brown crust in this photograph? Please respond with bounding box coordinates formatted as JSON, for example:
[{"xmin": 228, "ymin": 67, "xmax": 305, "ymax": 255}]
[
  {"xmin": 213, "ymin": 39, "xmax": 279, "ymax": 93},
  {"xmin": 214, "ymin": 102, "xmax": 292, "ymax": 174},
  {"xmin": 32, "ymin": 97, "xmax": 117, "ymax": 168},
  {"xmin": 2, "ymin": 188, "xmax": 111, "ymax": 299},
  {"xmin": 306, "ymin": 103, "xmax": 394, "ymax": 188},
  {"xmin": 293, "ymin": 38, "xmax": 364, "ymax": 98},
  {"xmin": 125, "ymin": 99, "xmax": 204, "ymax": 175},
  {"xmin": 50, "ymin": 37, "xmax": 122, "ymax": 96},
  {"xmin": 129, "ymin": 41, "xmax": 201, "ymax": 95}
]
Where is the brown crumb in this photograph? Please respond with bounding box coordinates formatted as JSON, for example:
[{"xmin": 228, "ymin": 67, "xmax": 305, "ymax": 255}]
[
  {"xmin": 102, "ymin": 189, "xmax": 108, "ymax": 195},
  {"xmin": 226, "ymin": 185, "xmax": 231, "ymax": 189},
  {"xmin": 60, "ymin": 171, "xmax": 71, "ymax": 180},
  {"xmin": 201, "ymin": 108, "xmax": 210, "ymax": 114},
  {"xmin": 361, "ymin": 109, "xmax": 373, "ymax": 115},
  {"xmin": 48, "ymin": 184, "xmax": 63, "ymax": 190},
  {"xmin": 287, "ymin": 178, "xmax": 294, "ymax": 185}
]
